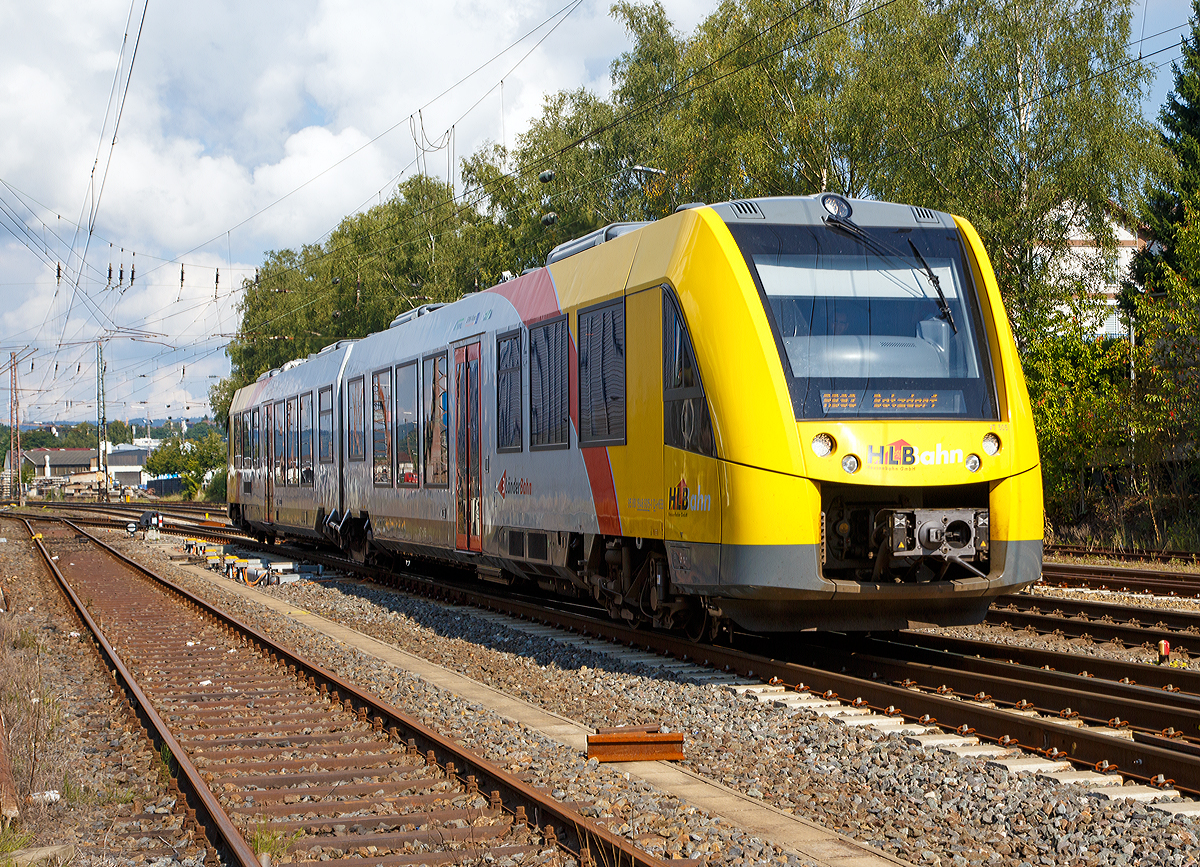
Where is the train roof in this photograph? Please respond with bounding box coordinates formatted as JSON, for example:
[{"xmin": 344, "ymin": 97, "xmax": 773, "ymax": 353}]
[{"xmin": 543, "ymin": 195, "xmax": 957, "ymax": 266}]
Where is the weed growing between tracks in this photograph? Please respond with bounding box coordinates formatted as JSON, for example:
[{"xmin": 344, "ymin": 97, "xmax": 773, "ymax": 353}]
[
  {"xmin": 247, "ymin": 815, "xmax": 303, "ymax": 861},
  {"xmin": 0, "ymin": 617, "xmax": 62, "ymax": 807}
]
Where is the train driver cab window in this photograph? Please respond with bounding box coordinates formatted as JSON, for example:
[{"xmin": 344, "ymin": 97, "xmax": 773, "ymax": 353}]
[
  {"xmin": 299, "ymin": 391, "xmax": 313, "ymax": 486},
  {"xmin": 372, "ymin": 369, "xmax": 393, "ymax": 486},
  {"xmin": 422, "ymin": 353, "xmax": 449, "ymax": 486},
  {"xmin": 396, "ymin": 362, "xmax": 419, "ymax": 485},
  {"xmin": 496, "ymin": 331, "xmax": 522, "ymax": 452},
  {"xmin": 286, "ymin": 396, "xmax": 298, "ymax": 486},
  {"xmin": 726, "ymin": 221, "xmax": 998, "ymax": 420},
  {"xmin": 317, "ymin": 386, "xmax": 333, "ymax": 463},
  {"xmin": 273, "ymin": 400, "xmax": 286, "ymax": 486},
  {"xmin": 530, "ymin": 316, "xmax": 569, "ymax": 449},
  {"xmin": 252, "ymin": 407, "xmax": 260, "ymax": 468},
  {"xmin": 663, "ymin": 289, "xmax": 716, "ymax": 457},
  {"xmin": 347, "ymin": 376, "xmax": 366, "ymax": 461},
  {"xmin": 578, "ymin": 299, "xmax": 625, "ymax": 446}
]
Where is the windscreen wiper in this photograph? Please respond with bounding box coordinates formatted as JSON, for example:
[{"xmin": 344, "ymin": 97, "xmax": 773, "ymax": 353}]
[
  {"xmin": 823, "ymin": 215, "xmax": 957, "ymax": 334},
  {"xmin": 906, "ymin": 239, "xmax": 957, "ymax": 334}
]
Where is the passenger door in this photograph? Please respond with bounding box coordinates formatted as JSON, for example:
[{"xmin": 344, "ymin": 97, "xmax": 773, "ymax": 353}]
[
  {"xmin": 264, "ymin": 402, "xmax": 274, "ymax": 526},
  {"xmin": 454, "ymin": 342, "xmax": 482, "ymax": 552}
]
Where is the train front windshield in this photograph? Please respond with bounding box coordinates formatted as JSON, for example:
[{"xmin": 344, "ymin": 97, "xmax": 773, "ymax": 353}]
[{"xmin": 727, "ymin": 222, "xmax": 998, "ymax": 420}]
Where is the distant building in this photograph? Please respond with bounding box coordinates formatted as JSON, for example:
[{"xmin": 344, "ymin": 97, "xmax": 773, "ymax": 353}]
[
  {"xmin": 1054, "ymin": 206, "xmax": 1151, "ymax": 340},
  {"xmin": 108, "ymin": 445, "xmax": 150, "ymax": 488}
]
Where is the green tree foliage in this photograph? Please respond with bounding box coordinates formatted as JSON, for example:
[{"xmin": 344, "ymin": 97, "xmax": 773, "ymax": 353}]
[{"xmin": 144, "ymin": 432, "xmax": 228, "ymax": 499}]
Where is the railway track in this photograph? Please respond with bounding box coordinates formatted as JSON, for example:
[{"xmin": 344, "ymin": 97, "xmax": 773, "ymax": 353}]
[
  {"xmin": 1047, "ymin": 543, "xmax": 1200, "ymax": 566},
  {"xmin": 1041, "ymin": 560, "xmax": 1200, "ymax": 597},
  {"xmin": 27, "ymin": 502, "xmax": 1200, "ymax": 800},
  {"xmin": 25, "ymin": 516, "xmax": 667, "ymax": 867}
]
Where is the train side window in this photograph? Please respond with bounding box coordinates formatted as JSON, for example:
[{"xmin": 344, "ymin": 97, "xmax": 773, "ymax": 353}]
[
  {"xmin": 317, "ymin": 386, "xmax": 333, "ymax": 463},
  {"xmin": 578, "ymin": 299, "xmax": 625, "ymax": 446},
  {"xmin": 496, "ymin": 330, "xmax": 522, "ymax": 452},
  {"xmin": 663, "ymin": 289, "xmax": 716, "ymax": 458},
  {"xmin": 252, "ymin": 407, "xmax": 260, "ymax": 468},
  {"xmin": 347, "ymin": 376, "xmax": 366, "ymax": 461},
  {"xmin": 396, "ymin": 362, "xmax": 419, "ymax": 486},
  {"xmin": 299, "ymin": 391, "xmax": 314, "ymax": 486},
  {"xmin": 273, "ymin": 400, "xmax": 286, "ymax": 486},
  {"xmin": 286, "ymin": 396, "xmax": 299, "ymax": 486},
  {"xmin": 372, "ymin": 368, "xmax": 393, "ymax": 486},
  {"xmin": 529, "ymin": 315, "xmax": 568, "ymax": 449},
  {"xmin": 423, "ymin": 353, "xmax": 450, "ymax": 486}
]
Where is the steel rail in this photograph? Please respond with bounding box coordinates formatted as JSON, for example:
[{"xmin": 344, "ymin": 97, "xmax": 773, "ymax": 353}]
[
  {"xmin": 983, "ymin": 608, "xmax": 1195, "ymax": 651},
  {"xmin": 1042, "ymin": 562, "xmax": 1200, "ymax": 597},
  {"xmin": 1047, "ymin": 544, "xmax": 1200, "ymax": 566},
  {"xmin": 784, "ymin": 634, "xmax": 1200, "ymax": 737},
  {"xmin": 60, "ymin": 518, "xmax": 674, "ymax": 867},
  {"xmin": 889, "ymin": 631, "xmax": 1200, "ymax": 694},
  {"xmin": 996, "ymin": 593, "xmax": 1200, "ymax": 636},
  {"xmin": 22, "ymin": 518, "xmax": 261, "ymax": 867}
]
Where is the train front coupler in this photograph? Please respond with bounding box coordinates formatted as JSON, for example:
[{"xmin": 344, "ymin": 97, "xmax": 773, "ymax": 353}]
[{"xmin": 872, "ymin": 508, "xmax": 990, "ymax": 581}]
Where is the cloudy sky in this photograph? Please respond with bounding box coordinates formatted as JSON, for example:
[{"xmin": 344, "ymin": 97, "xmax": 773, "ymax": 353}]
[{"xmin": 0, "ymin": 0, "xmax": 1191, "ymax": 426}]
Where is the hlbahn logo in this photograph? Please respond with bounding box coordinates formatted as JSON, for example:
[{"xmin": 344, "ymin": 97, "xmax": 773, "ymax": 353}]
[
  {"xmin": 868, "ymin": 439, "xmax": 963, "ymax": 467},
  {"xmin": 667, "ymin": 474, "xmax": 711, "ymax": 513},
  {"xmin": 496, "ymin": 470, "xmax": 532, "ymax": 499}
]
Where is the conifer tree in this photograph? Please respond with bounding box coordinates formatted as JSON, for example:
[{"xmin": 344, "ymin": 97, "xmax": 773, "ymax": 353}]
[{"xmin": 1129, "ymin": 0, "xmax": 1200, "ymax": 293}]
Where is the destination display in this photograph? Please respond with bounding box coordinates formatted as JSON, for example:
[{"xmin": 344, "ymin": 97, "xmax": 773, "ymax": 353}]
[{"xmin": 820, "ymin": 390, "xmax": 965, "ymax": 414}]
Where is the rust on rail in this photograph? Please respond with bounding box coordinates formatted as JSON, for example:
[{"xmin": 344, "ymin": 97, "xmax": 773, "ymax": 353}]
[{"xmin": 588, "ymin": 725, "xmax": 685, "ymax": 763}]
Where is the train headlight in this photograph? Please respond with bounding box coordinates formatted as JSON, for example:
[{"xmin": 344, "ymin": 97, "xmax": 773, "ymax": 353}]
[
  {"xmin": 841, "ymin": 454, "xmax": 860, "ymax": 474},
  {"xmin": 811, "ymin": 433, "xmax": 835, "ymax": 457},
  {"xmin": 982, "ymin": 433, "xmax": 1001, "ymax": 456},
  {"xmin": 822, "ymin": 194, "xmax": 852, "ymax": 219},
  {"xmin": 965, "ymin": 453, "xmax": 982, "ymax": 473}
]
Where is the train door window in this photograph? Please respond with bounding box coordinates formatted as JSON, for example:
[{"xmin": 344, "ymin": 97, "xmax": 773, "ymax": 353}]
[
  {"xmin": 372, "ymin": 369, "xmax": 393, "ymax": 486},
  {"xmin": 286, "ymin": 396, "xmax": 299, "ymax": 485},
  {"xmin": 317, "ymin": 386, "xmax": 334, "ymax": 463},
  {"xmin": 422, "ymin": 353, "xmax": 449, "ymax": 486},
  {"xmin": 252, "ymin": 407, "xmax": 260, "ymax": 468},
  {"xmin": 232, "ymin": 413, "xmax": 242, "ymax": 469},
  {"xmin": 529, "ymin": 315, "xmax": 568, "ymax": 449},
  {"xmin": 299, "ymin": 391, "xmax": 314, "ymax": 486},
  {"xmin": 578, "ymin": 299, "xmax": 626, "ymax": 446},
  {"xmin": 347, "ymin": 376, "xmax": 366, "ymax": 461},
  {"xmin": 242, "ymin": 412, "xmax": 252, "ymax": 469},
  {"xmin": 663, "ymin": 289, "xmax": 716, "ymax": 457},
  {"xmin": 396, "ymin": 362, "xmax": 419, "ymax": 486},
  {"xmin": 496, "ymin": 330, "xmax": 522, "ymax": 452},
  {"xmin": 273, "ymin": 400, "xmax": 286, "ymax": 486}
]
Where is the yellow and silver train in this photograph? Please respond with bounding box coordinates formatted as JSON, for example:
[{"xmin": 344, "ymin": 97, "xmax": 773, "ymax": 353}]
[{"xmin": 227, "ymin": 194, "xmax": 1042, "ymax": 634}]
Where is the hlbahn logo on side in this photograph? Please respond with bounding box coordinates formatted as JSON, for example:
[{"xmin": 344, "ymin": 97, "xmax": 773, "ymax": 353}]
[
  {"xmin": 667, "ymin": 475, "xmax": 711, "ymax": 514},
  {"xmin": 868, "ymin": 439, "xmax": 963, "ymax": 468},
  {"xmin": 497, "ymin": 470, "xmax": 532, "ymax": 499}
]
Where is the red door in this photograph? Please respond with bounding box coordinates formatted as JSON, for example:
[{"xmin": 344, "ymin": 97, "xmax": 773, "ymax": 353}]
[{"xmin": 455, "ymin": 342, "xmax": 482, "ymax": 551}]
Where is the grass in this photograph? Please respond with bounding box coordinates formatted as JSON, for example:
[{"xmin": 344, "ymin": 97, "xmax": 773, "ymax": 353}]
[
  {"xmin": 247, "ymin": 815, "xmax": 304, "ymax": 860},
  {"xmin": 154, "ymin": 743, "xmax": 175, "ymax": 786},
  {"xmin": 0, "ymin": 825, "xmax": 34, "ymax": 856}
]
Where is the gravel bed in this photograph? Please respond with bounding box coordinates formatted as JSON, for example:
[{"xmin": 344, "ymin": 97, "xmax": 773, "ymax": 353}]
[
  {"xmin": 0, "ymin": 517, "xmax": 207, "ymax": 867},
  {"xmin": 109, "ymin": 533, "xmax": 1200, "ymax": 867}
]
